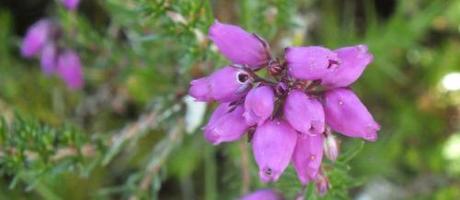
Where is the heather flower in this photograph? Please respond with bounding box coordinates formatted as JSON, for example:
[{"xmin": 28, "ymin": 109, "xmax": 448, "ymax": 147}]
[
  {"xmin": 284, "ymin": 89, "xmax": 325, "ymax": 136},
  {"xmin": 190, "ymin": 20, "xmax": 380, "ymax": 194},
  {"xmin": 189, "ymin": 66, "xmax": 252, "ymax": 102},
  {"xmin": 252, "ymin": 120, "xmax": 297, "ymax": 182},
  {"xmin": 292, "ymin": 134, "xmax": 324, "ymax": 185},
  {"xmin": 21, "ymin": 20, "xmax": 52, "ymax": 58},
  {"xmin": 243, "ymin": 86, "xmax": 275, "ymax": 126},
  {"xmin": 60, "ymin": 0, "xmax": 80, "ymax": 11},
  {"xmin": 285, "ymin": 46, "xmax": 339, "ymax": 80},
  {"xmin": 40, "ymin": 43, "xmax": 57, "ymax": 75},
  {"xmin": 323, "ymin": 88, "xmax": 380, "ymax": 141},
  {"xmin": 321, "ymin": 45, "xmax": 373, "ymax": 88},
  {"xmin": 209, "ymin": 21, "xmax": 271, "ymax": 69},
  {"xmin": 240, "ymin": 189, "xmax": 284, "ymax": 200},
  {"xmin": 203, "ymin": 103, "xmax": 249, "ymax": 145},
  {"xmin": 57, "ymin": 50, "xmax": 84, "ymax": 90}
]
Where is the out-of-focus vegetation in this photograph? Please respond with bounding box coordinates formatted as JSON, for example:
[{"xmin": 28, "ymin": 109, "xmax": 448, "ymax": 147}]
[{"xmin": 0, "ymin": 0, "xmax": 459, "ymax": 199}]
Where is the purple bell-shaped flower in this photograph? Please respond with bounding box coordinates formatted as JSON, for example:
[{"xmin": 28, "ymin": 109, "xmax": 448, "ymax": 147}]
[
  {"xmin": 21, "ymin": 20, "xmax": 52, "ymax": 58},
  {"xmin": 243, "ymin": 86, "xmax": 275, "ymax": 126},
  {"xmin": 203, "ymin": 103, "xmax": 249, "ymax": 145},
  {"xmin": 284, "ymin": 89, "xmax": 325, "ymax": 136},
  {"xmin": 209, "ymin": 21, "xmax": 271, "ymax": 69},
  {"xmin": 252, "ymin": 120, "xmax": 297, "ymax": 182},
  {"xmin": 57, "ymin": 50, "xmax": 84, "ymax": 90},
  {"xmin": 291, "ymin": 134, "xmax": 324, "ymax": 185},
  {"xmin": 323, "ymin": 88, "xmax": 380, "ymax": 141},
  {"xmin": 189, "ymin": 66, "xmax": 252, "ymax": 102}
]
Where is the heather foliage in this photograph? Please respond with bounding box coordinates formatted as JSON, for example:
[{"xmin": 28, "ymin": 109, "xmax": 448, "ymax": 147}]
[{"xmin": 1, "ymin": 0, "xmax": 460, "ymax": 199}]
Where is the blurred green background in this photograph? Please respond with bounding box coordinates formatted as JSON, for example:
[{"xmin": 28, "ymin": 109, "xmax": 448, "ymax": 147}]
[{"xmin": 0, "ymin": 0, "xmax": 460, "ymax": 199}]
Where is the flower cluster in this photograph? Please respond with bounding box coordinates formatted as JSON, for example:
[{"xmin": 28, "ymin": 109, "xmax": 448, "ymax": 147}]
[
  {"xmin": 20, "ymin": 0, "xmax": 83, "ymax": 90},
  {"xmin": 189, "ymin": 21, "xmax": 380, "ymax": 191}
]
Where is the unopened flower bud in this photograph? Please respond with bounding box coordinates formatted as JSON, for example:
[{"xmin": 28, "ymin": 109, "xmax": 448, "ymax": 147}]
[
  {"xmin": 284, "ymin": 90, "xmax": 325, "ymax": 136},
  {"xmin": 275, "ymin": 82, "xmax": 288, "ymax": 97},
  {"xmin": 324, "ymin": 131, "xmax": 339, "ymax": 162},
  {"xmin": 267, "ymin": 59, "xmax": 284, "ymax": 75}
]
